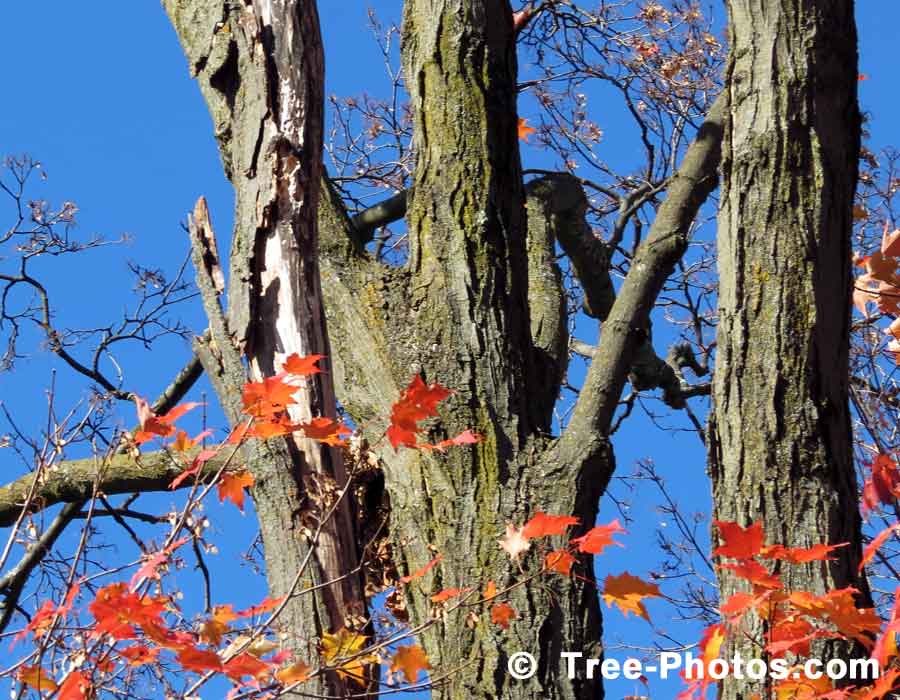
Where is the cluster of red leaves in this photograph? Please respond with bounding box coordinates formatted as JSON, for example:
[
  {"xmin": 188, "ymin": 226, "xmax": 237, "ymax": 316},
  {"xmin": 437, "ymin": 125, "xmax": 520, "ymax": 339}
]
[
  {"xmin": 240, "ymin": 354, "xmax": 351, "ymax": 446},
  {"xmin": 12, "ymin": 363, "xmax": 494, "ymax": 698},
  {"xmin": 679, "ymin": 521, "xmax": 895, "ymax": 700},
  {"xmin": 494, "ymin": 512, "xmax": 662, "ymax": 623}
]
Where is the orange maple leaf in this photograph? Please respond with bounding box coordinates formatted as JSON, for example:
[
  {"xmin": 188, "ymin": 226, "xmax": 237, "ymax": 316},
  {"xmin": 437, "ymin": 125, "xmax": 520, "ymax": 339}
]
[
  {"xmin": 713, "ymin": 520, "xmax": 764, "ymax": 559},
  {"xmin": 236, "ymin": 595, "xmax": 285, "ymax": 618},
  {"xmin": 119, "ymin": 645, "xmax": 160, "ymax": 666},
  {"xmin": 430, "ymin": 587, "xmax": 471, "ymax": 603},
  {"xmin": 719, "ymin": 590, "xmax": 774, "ymax": 624},
  {"xmin": 491, "ymin": 602, "xmax": 517, "ymax": 629},
  {"xmin": 282, "ymin": 353, "xmax": 325, "ymax": 376},
  {"xmin": 483, "ymin": 581, "xmax": 498, "ymax": 600},
  {"xmin": 276, "ymin": 661, "xmax": 311, "ymax": 685},
  {"xmin": 391, "ymin": 644, "xmax": 431, "ymax": 683},
  {"xmin": 602, "ymin": 572, "xmax": 662, "ymax": 622},
  {"xmin": 521, "ymin": 512, "xmax": 580, "ymax": 539},
  {"xmin": 218, "ymin": 470, "xmax": 255, "ymax": 512},
  {"xmin": 518, "ymin": 117, "xmax": 536, "ymax": 142},
  {"xmin": 873, "ymin": 587, "xmax": 900, "ymax": 667},
  {"xmin": 544, "ymin": 549, "xmax": 576, "ymax": 575},
  {"xmin": 858, "ymin": 668, "xmax": 900, "ymax": 700},
  {"xmin": 171, "ymin": 429, "xmax": 213, "ymax": 452},
  {"xmin": 227, "ymin": 421, "xmax": 253, "ymax": 445},
  {"xmin": 242, "ymin": 375, "xmax": 298, "ymax": 419},
  {"xmin": 17, "ymin": 665, "xmax": 58, "ymax": 692},
  {"xmin": 89, "ymin": 583, "xmax": 169, "ymax": 640},
  {"xmin": 719, "ymin": 560, "xmax": 782, "ymax": 589},
  {"xmin": 295, "ymin": 417, "xmax": 352, "ymax": 446},
  {"xmin": 761, "ymin": 542, "xmax": 848, "ymax": 564},
  {"xmin": 771, "ymin": 673, "xmax": 835, "ymax": 700},
  {"xmin": 223, "ymin": 653, "xmax": 272, "ymax": 682},
  {"xmin": 176, "ymin": 646, "xmax": 224, "ymax": 673},
  {"xmin": 197, "ymin": 605, "xmax": 238, "ymax": 645},
  {"xmin": 419, "ymin": 429, "xmax": 483, "ymax": 452},
  {"xmin": 570, "ymin": 519, "xmax": 626, "ymax": 554},
  {"xmin": 57, "ymin": 671, "xmax": 90, "ymax": 700}
]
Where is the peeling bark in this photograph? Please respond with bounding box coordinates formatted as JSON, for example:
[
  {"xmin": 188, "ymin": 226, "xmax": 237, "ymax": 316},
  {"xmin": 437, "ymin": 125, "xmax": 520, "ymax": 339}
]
[{"xmin": 163, "ymin": 1, "xmax": 367, "ymax": 693}]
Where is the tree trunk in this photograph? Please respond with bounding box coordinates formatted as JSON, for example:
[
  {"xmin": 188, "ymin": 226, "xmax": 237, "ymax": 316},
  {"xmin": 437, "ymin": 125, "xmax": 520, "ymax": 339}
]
[
  {"xmin": 316, "ymin": 4, "xmax": 725, "ymax": 699},
  {"xmin": 163, "ymin": 1, "xmax": 367, "ymax": 694},
  {"xmin": 708, "ymin": 1, "xmax": 870, "ymax": 698}
]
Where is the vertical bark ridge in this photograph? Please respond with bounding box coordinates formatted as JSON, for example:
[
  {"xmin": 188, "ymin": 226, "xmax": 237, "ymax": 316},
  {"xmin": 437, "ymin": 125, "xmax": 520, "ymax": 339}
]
[{"xmin": 709, "ymin": 2, "xmax": 870, "ymax": 698}]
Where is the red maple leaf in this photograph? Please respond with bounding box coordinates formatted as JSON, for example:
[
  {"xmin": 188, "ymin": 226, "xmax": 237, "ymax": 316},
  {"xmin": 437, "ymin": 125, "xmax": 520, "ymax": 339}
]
[
  {"xmin": 570, "ymin": 519, "xmax": 626, "ymax": 554},
  {"xmin": 522, "ymin": 512, "xmax": 580, "ymax": 539},
  {"xmin": 863, "ymin": 453, "xmax": 900, "ymax": 514},
  {"xmin": 713, "ymin": 520, "xmax": 764, "ymax": 560},
  {"xmin": 387, "ymin": 376, "xmax": 452, "ymax": 449},
  {"xmin": 860, "ymin": 524, "xmax": 900, "ymax": 572},
  {"xmin": 169, "ymin": 448, "xmax": 220, "ymax": 490}
]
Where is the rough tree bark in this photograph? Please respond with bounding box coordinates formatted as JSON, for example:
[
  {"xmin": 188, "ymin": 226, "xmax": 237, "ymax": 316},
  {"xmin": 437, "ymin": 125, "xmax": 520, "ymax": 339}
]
[
  {"xmin": 162, "ymin": 1, "xmax": 367, "ymax": 694},
  {"xmin": 708, "ymin": 1, "xmax": 871, "ymax": 698},
  {"xmin": 315, "ymin": 1, "xmax": 725, "ymax": 691}
]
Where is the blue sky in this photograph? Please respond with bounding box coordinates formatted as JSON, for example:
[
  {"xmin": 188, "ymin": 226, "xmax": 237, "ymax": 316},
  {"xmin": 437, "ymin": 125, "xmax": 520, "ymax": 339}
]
[{"xmin": 1, "ymin": 2, "xmax": 899, "ymax": 699}]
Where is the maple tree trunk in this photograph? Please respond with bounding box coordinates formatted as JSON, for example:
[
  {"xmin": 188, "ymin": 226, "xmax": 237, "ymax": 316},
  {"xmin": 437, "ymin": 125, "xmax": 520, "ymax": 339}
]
[
  {"xmin": 163, "ymin": 1, "xmax": 367, "ymax": 694},
  {"xmin": 317, "ymin": 3, "xmax": 724, "ymax": 699},
  {"xmin": 708, "ymin": 0, "xmax": 871, "ymax": 698}
]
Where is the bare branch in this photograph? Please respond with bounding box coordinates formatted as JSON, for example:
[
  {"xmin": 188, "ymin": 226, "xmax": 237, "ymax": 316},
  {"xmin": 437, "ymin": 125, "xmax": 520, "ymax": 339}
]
[{"xmin": 559, "ymin": 94, "xmax": 724, "ymax": 455}]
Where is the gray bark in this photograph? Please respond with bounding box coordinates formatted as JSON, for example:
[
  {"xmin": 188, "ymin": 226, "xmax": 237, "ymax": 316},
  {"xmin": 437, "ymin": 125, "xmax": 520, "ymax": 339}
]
[
  {"xmin": 708, "ymin": 1, "xmax": 870, "ymax": 698},
  {"xmin": 163, "ymin": 1, "xmax": 367, "ymax": 694}
]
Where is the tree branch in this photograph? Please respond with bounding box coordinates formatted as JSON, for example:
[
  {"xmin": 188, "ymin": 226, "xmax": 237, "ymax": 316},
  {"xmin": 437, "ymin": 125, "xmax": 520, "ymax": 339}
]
[
  {"xmin": 349, "ymin": 189, "xmax": 409, "ymax": 246},
  {"xmin": 0, "ymin": 351, "xmax": 205, "ymax": 529},
  {"xmin": 0, "ymin": 502, "xmax": 82, "ymax": 631},
  {"xmin": 559, "ymin": 94, "xmax": 725, "ymax": 454},
  {"xmin": 0, "ymin": 448, "xmax": 230, "ymax": 530}
]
